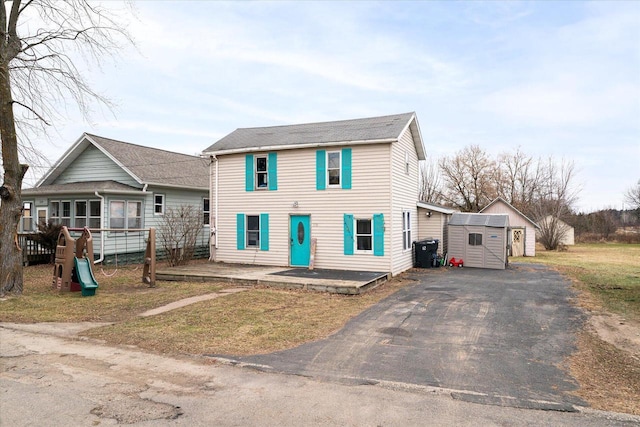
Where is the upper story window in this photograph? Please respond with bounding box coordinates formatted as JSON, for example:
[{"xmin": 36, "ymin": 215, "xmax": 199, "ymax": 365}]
[
  {"xmin": 327, "ymin": 151, "xmax": 341, "ymax": 186},
  {"xmin": 316, "ymin": 148, "xmax": 351, "ymax": 190},
  {"xmin": 405, "ymin": 150, "xmax": 410, "ymax": 175},
  {"xmin": 255, "ymin": 156, "xmax": 268, "ymax": 189},
  {"xmin": 246, "ymin": 153, "xmax": 277, "ymax": 191},
  {"xmin": 154, "ymin": 194, "xmax": 165, "ymax": 215}
]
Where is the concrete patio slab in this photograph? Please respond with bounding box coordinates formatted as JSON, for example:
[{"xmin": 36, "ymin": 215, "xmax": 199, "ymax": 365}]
[{"xmin": 156, "ymin": 262, "xmax": 390, "ymax": 294}]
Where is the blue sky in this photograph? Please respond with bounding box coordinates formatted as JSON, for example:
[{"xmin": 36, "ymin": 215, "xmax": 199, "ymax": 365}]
[{"xmin": 24, "ymin": 1, "xmax": 640, "ymax": 213}]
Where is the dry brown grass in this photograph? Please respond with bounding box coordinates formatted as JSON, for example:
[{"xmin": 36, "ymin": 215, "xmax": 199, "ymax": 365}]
[
  {"xmin": 82, "ymin": 276, "xmax": 414, "ymax": 356},
  {"xmin": 1, "ymin": 264, "xmax": 227, "ymax": 322}
]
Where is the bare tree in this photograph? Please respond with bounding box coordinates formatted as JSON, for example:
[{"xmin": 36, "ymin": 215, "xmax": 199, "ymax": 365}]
[
  {"xmin": 158, "ymin": 205, "xmax": 203, "ymax": 267},
  {"xmin": 532, "ymin": 158, "xmax": 579, "ymax": 250},
  {"xmin": 1, "ymin": 0, "xmax": 132, "ymax": 295},
  {"xmin": 438, "ymin": 145, "xmax": 496, "ymax": 212},
  {"xmin": 624, "ymin": 179, "xmax": 640, "ymax": 210},
  {"xmin": 419, "ymin": 158, "xmax": 443, "ymax": 203},
  {"xmin": 495, "ymin": 147, "xmax": 544, "ymax": 218}
]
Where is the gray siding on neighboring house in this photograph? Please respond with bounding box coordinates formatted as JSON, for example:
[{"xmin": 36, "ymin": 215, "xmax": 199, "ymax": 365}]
[{"xmin": 55, "ymin": 145, "xmax": 140, "ymax": 188}]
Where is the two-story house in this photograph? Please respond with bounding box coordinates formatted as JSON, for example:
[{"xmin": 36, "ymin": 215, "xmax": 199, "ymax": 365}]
[{"xmin": 202, "ymin": 112, "xmax": 426, "ymax": 276}]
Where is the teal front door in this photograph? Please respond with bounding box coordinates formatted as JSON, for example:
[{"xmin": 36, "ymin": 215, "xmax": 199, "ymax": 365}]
[{"xmin": 290, "ymin": 215, "xmax": 311, "ymax": 267}]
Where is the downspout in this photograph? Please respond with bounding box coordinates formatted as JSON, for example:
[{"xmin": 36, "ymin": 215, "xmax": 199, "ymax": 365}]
[
  {"xmin": 210, "ymin": 155, "xmax": 218, "ymax": 260},
  {"xmin": 94, "ymin": 191, "xmax": 105, "ymax": 264}
]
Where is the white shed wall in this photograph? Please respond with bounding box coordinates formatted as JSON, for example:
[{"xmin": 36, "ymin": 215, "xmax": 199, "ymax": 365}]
[{"xmin": 481, "ymin": 201, "xmax": 536, "ymax": 256}]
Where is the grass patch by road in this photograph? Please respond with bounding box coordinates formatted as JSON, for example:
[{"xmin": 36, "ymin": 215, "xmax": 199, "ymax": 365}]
[
  {"xmin": 2, "ymin": 263, "xmax": 415, "ymax": 355},
  {"xmin": 1, "ymin": 264, "xmax": 226, "ymax": 323},
  {"xmin": 83, "ymin": 277, "xmax": 414, "ymax": 356},
  {"xmin": 515, "ymin": 243, "xmax": 640, "ymax": 322}
]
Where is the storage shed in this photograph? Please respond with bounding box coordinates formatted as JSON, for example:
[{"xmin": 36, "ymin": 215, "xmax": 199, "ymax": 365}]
[
  {"xmin": 447, "ymin": 213, "xmax": 509, "ymax": 270},
  {"xmin": 480, "ymin": 197, "xmax": 539, "ymax": 257}
]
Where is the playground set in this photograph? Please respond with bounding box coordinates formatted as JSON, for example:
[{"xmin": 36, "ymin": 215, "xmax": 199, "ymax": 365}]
[{"xmin": 52, "ymin": 226, "xmax": 156, "ymax": 296}]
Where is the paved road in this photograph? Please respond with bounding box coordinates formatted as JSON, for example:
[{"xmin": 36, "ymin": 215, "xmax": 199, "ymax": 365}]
[
  {"xmin": 229, "ymin": 264, "xmax": 586, "ymax": 411},
  {"xmin": 2, "ymin": 323, "xmax": 639, "ymax": 426}
]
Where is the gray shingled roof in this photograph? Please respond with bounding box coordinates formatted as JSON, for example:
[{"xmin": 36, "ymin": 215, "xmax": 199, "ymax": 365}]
[
  {"xmin": 449, "ymin": 213, "xmax": 509, "ymax": 228},
  {"xmin": 22, "ymin": 180, "xmax": 139, "ymax": 195},
  {"xmin": 37, "ymin": 134, "xmax": 209, "ymax": 189},
  {"xmin": 87, "ymin": 134, "xmax": 209, "ymax": 188},
  {"xmin": 203, "ymin": 112, "xmax": 417, "ymax": 154}
]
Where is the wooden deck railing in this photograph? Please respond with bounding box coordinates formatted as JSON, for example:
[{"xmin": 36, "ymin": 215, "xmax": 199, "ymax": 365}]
[{"xmin": 18, "ymin": 233, "xmax": 55, "ymax": 266}]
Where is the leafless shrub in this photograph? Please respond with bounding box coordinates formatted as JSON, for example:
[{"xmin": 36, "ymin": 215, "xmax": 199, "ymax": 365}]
[{"xmin": 158, "ymin": 205, "xmax": 203, "ymax": 267}]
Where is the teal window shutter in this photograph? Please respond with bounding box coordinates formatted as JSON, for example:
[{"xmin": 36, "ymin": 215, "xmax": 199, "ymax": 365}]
[
  {"xmin": 245, "ymin": 155, "xmax": 254, "ymax": 192},
  {"xmin": 343, "ymin": 214, "xmax": 354, "ymax": 255},
  {"xmin": 341, "ymin": 148, "xmax": 352, "ymax": 189},
  {"xmin": 268, "ymin": 152, "xmax": 277, "ymax": 191},
  {"xmin": 316, "ymin": 150, "xmax": 326, "ymax": 190},
  {"xmin": 237, "ymin": 213, "xmax": 245, "ymax": 250},
  {"xmin": 373, "ymin": 213, "xmax": 384, "ymax": 256},
  {"xmin": 260, "ymin": 213, "xmax": 269, "ymax": 251}
]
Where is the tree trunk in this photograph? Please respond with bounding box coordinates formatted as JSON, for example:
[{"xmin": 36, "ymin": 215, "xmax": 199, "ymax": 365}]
[{"xmin": 0, "ymin": 54, "xmax": 26, "ymax": 295}]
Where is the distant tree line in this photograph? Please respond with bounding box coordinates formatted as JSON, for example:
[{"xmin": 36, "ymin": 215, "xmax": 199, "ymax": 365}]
[{"xmin": 420, "ymin": 146, "xmax": 640, "ymax": 247}]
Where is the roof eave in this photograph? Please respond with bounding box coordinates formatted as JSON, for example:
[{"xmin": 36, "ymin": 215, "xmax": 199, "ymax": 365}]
[
  {"xmin": 398, "ymin": 113, "xmax": 426, "ymax": 161},
  {"xmin": 144, "ymin": 182, "xmax": 209, "ymax": 191},
  {"xmin": 202, "ymin": 138, "xmax": 397, "ymax": 156}
]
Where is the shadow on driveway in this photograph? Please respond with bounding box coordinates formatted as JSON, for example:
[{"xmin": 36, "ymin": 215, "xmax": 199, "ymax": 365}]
[{"xmin": 217, "ymin": 263, "xmax": 587, "ymax": 411}]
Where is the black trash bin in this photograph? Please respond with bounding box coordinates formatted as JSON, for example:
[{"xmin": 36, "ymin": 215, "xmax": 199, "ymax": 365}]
[{"xmin": 414, "ymin": 239, "xmax": 438, "ymax": 268}]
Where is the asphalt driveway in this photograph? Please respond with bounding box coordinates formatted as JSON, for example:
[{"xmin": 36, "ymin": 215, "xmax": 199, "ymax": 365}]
[{"xmin": 224, "ymin": 263, "xmax": 586, "ymax": 411}]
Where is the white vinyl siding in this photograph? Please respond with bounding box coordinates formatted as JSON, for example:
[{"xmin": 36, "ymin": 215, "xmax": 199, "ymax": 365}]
[
  {"xmin": 390, "ymin": 126, "xmax": 420, "ymax": 274},
  {"xmin": 417, "ymin": 209, "xmax": 450, "ymax": 254},
  {"xmin": 212, "ymin": 144, "xmax": 393, "ymax": 272}
]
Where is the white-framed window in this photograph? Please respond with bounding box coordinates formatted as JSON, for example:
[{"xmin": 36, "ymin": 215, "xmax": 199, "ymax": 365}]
[
  {"xmin": 22, "ymin": 202, "xmax": 33, "ymax": 231},
  {"xmin": 75, "ymin": 201, "xmax": 87, "ymax": 228},
  {"xmin": 402, "ymin": 210, "xmax": 412, "ymax": 251},
  {"xmin": 109, "ymin": 200, "xmax": 142, "ymax": 230},
  {"xmin": 50, "ymin": 201, "xmax": 70, "ymax": 226},
  {"xmin": 246, "ymin": 215, "xmax": 260, "ymax": 247},
  {"xmin": 327, "ymin": 151, "xmax": 341, "ymax": 186},
  {"xmin": 89, "ymin": 200, "xmax": 101, "ymax": 229},
  {"xmin": 203, "ymin": 198, "xmax": 210, "ymax": 226},
  {"xmin": 154, "ymin": 194, "xmax": 165, "ymax": 215},
  {"xmin": 405, "ymin": 150, "xmax": 410, "ymax": 175},
  {"xmin": 255, "ymin": 156, "xmax": 268, "ymax": 189},
  {"xmin": 355, "ymin": 218, "xmax": 372, "ymax": 252}
]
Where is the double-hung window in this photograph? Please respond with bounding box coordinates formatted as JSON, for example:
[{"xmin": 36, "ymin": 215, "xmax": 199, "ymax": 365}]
[
  {"xmin": 255, "ymin": 156, "xmax": 268, "ymax": 189},
  {"xmin": 22, "ymin": 202, "xmax": 33, "ymax": 231},
  {"xmin": 89, "ymin": 201, "xmax": 101, "ymax": 229},
  {"xmin": 402, "ymin": 211, "xmax": 411, "ymax": 251},
  {"xmin": 50, "ymin": 201, "xmax": 70, "ymax": 226},
  {"xmin": 154, "ymin": 194, "xmax": 165, "ymax": 215},
  {"xmin": 356, "ymin": 218, "xmax": 372, "ymax": 252},
  {"xmin": 203, "ymin": 198, "xmax": 210, "ymax": 226},
  {"xmin": 327, "ymin": 151, "xmax": 341, "ymax": 186},
  {"xmin": 75, "ymin": 201, "xmax": 87, "ymax": 228},
  {"xmin": 246, "ymin": 215, "xmax": 260, "ymax": 247}
]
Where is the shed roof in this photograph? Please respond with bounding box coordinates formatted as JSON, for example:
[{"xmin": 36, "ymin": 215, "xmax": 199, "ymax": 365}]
[
  {"xmin": 449, "ymin": 213, "xmax": 509, "ymax": 228},
  {"xmin": 203, "ymin": 112, "xmax": 425, "ymax": 159},
  {"xmin": 36, "ymin": 133, "xmax": 209, "ymax": 189},
  {"xmin": 417, "ymin": 201, "xmax": 457, "ymax": 215}
]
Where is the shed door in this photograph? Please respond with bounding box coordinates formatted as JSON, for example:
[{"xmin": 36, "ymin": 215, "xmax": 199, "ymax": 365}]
[
  {"xmin": 465, "ymin": 226, "xmax": 485, "ymax": 268},
  {"xmin": 511, "ymin": 227, "xmax": 525, "ymax": 257}
]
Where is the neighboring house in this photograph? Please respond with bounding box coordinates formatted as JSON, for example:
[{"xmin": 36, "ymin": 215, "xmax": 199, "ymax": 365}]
[
  {"xmin": 21, "ymin": 133, "xmax": 210, "ymax": 261},
  {"xmin": 479, "ymin": 197, "xmax": 539, "ymax": 257},
  {"xmin": 202, "ymin": 112, "xmax": 426, "ymax": 276},
  {"xmin": 536, "ymin": 215, "xmax": 575, "ymax": 245},
  {"xmin": 416, "ymin": 201, "xmax": 456, "ymax": 255},
  {"xmin": 447, "ymin": 212, "xmax": 509, "ymax": 270}
]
